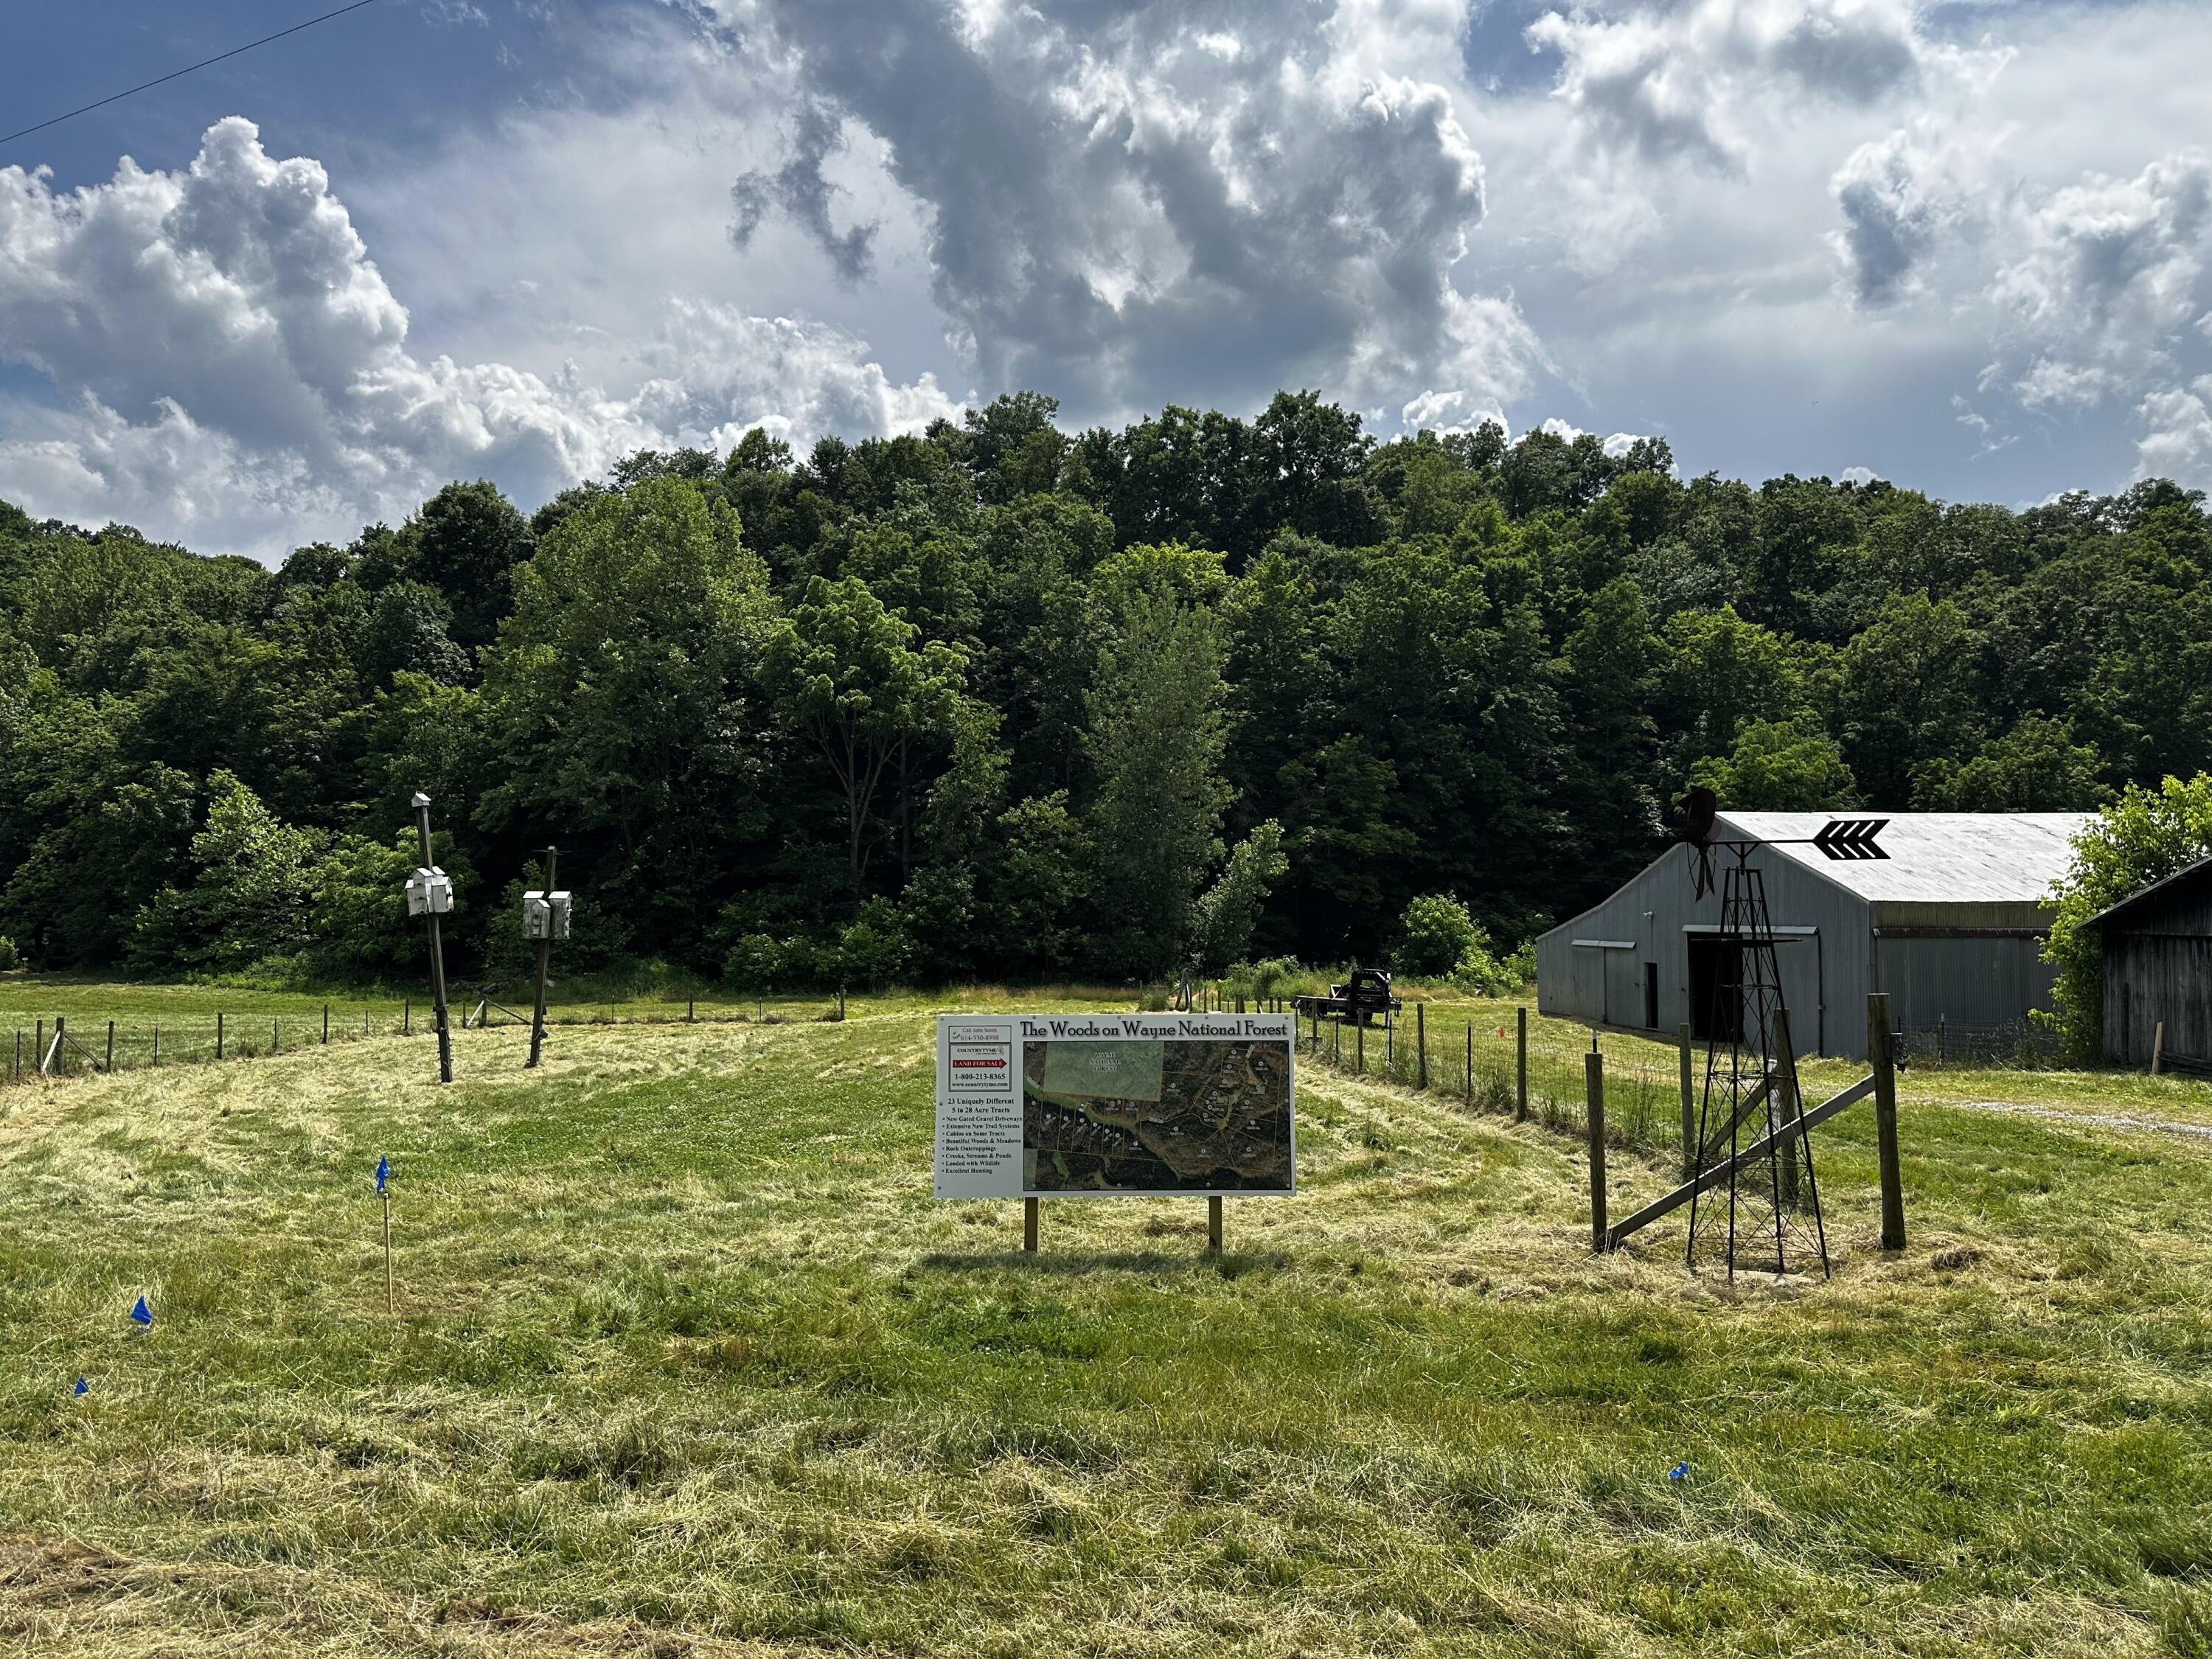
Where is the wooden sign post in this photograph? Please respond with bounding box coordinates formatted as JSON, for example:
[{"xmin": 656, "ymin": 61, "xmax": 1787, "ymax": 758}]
[{"xmin": 528, "ymin": 844, "xmax": 559, "ymax": 1070}]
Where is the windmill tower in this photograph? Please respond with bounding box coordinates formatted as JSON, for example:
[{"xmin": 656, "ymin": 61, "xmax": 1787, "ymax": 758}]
[{"xmin": 1677, "ymin": 789, "xmax": 1887, "ymax": 1279}]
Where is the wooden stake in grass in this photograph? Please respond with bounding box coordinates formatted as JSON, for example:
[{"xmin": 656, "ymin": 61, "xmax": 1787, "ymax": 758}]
[
  {"xmin": 1515, "ymin": 1007, "xmax": 1528, "ymax": 1123},
  {"xmin": 375, "ymin": 1156, "xmax": 394, "ymax": 1314},
  {"xmin": 1677, "ymin": 1023, "xmax": 1696, "ymax": 1181},
  {"xmin": 1023, "ymin": 1196, "xmax": 1039, "ymax": 1253},
  {"xmin": 1587, "ymin": 1051, "xmax": 1607, "ymax": 1252},
  {"xmin": 1208, "ymin": 1195, "xmax": 1223, "ymax": 1254},
  {"xmin": 1870, "ymin": 994, "xmax": 1905, "ymax": 1251}
]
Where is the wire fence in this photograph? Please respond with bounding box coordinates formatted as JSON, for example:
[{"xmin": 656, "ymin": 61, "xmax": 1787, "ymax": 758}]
[
  {"xmin": 1893, "ymin": 1017, "xmax": 2065, "ymax": 1071},
  {"xmin": 0, "ymin": 993, "xmax": 858, "ymax": 1086},
  {"xmin": 1289, "ymin": 1004, "xmax": 1685, "ymax": 1161}
]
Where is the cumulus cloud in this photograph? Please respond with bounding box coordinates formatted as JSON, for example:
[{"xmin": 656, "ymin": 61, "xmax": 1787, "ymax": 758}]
[
  {"xmin": 1528, "ymin": 0, "xmax": 1939, "ymax": 172},
  {"xmin": 1829, "ymin": 121, "xmax": 1969, "ymax": 305},
  {"xmin": 695, "ymin": 0, "xmax": 1544, "ymax": 420},
  {"xmin": 730, "ymin": 100, "xmax": 879, "ymax": 284},
  {"xmin": 0, "ymin": 121, "xmax": 953, "ymax": 557},
  {"xmin": 1992, "ymin": 152, "xmax": 2211, "ymax": 374},
  {"xmin": 1401, "ymin": 387, "xmax": 1508, "ymax": 433},
  {"xmin": 2137, "ymin": 380, "xmax": 2212, "ymax": 480},
  {"xmin": 1973, "ymin": 150, "xmax": 2212, "ymax": 476}
]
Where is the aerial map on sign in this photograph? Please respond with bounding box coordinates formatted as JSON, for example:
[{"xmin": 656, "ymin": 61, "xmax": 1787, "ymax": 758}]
[{"xmin": 1022, "ymin": 1037, "xmax": 1294, "ymax": 1194}]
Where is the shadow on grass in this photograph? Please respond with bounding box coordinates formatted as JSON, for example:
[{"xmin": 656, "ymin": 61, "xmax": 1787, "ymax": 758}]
[{"xmin": 916, "ymin": 1248, "xmax": 1252, "ymax": 1276}]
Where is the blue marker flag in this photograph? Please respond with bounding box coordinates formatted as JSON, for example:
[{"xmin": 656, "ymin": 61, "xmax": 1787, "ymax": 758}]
[
  {"xmin": 74, "ymin": 1377, "xmax": 88, "ymax": 1397},
  {"xmin": 375, "ymin": 1155, "xmax": 390, "ymax": 1193},
  {"xmin": 1667, "ymin": 1461, "xmax": 1690, "ymax": 1482},
  {"xmin": 129, "ymin": 1295, "xmax": 153, "ymax": 1326}
]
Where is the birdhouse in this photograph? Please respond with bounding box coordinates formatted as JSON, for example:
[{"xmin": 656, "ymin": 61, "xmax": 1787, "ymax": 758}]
[
  {"xmin": 522, "ymin": 889, "xmax": 571, "ymax": 940},
  {"xmin": 405, "ymin": 866, "xmax": 455, "ymax": 917}
]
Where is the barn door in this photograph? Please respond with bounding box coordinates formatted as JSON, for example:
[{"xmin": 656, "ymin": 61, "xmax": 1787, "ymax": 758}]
[{"xmin": 1688, "ymin": 936, "xmax": 1743, "ymax": 1043}]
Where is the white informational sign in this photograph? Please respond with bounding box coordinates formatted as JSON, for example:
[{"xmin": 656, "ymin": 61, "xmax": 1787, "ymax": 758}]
[{"xmin": 933, "ymin": 1012, "xmax": 1296, "ymax": 1200}]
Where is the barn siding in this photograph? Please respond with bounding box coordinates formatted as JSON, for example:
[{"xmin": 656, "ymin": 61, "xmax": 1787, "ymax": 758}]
[
  {"xmin": 2096, "ymin": 861, "xmax": 2212, "ymax": 1067},
  {"xmin": 2104, "ymin": 937, "xmax": 2212, "ymax": 1064},
  {"xmin": 1539, "ymin": 835, "xmax": 2062, "ymax": 1061},
  {"xmin": 1875, "ymin": 935, "xmax": 2059, "ymax": 1038},
  {"xmin": 1539, "ymin": 844, "xmax": 1874, "ymax": 1057}
]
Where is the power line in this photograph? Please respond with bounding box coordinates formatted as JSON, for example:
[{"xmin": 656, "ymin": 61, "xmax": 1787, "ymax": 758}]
[{"xmin": 0, "ymin": 1, "xmax": 389, "ymax": 151}]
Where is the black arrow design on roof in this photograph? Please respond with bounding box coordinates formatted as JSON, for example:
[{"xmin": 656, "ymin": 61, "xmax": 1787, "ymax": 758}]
[{"xmin": 1813, "ymin": 818, "xmax": 1889, "ymax": 860}]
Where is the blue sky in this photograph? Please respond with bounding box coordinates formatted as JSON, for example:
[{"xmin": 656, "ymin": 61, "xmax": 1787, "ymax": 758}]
[{"xmin": 1, "ymin": 0, "xmax": 2208, "ymax": 557}]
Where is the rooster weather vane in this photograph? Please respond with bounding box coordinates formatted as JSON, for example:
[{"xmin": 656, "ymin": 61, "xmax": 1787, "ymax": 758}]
[{"xmin": 1677, "ymin": 787, "xmax": 1885, "ymax": 1279}]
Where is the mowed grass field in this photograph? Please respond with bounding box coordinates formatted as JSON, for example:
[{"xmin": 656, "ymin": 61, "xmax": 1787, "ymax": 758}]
[{"xmin": 3, "ymin": 994, "xmax": 2211, "ymax": 1655}]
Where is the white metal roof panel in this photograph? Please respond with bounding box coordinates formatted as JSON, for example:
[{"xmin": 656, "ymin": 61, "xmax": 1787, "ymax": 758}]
[{"xmin": 1715, "ymin": 811, "xmax": 2092, "ymax": 907}]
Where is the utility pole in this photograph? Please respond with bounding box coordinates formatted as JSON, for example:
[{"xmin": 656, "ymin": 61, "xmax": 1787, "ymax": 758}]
[
  {"xmin": 528, "ymin": 844, "xmax": 558, "ymax": 1069},
  {"xmin": 407, "ymin": 793, "xmax": 455, "ymax": 1085}
]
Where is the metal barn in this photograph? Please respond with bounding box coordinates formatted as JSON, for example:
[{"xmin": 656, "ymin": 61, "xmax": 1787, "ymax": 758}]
[
  {"xmin": 1535, "ymin": 812, "xmax": 2092, "ymax": 1060},
  {"xmin": 2091, "ymin": 857, "xmax": 2212, "ymax": 1071}
]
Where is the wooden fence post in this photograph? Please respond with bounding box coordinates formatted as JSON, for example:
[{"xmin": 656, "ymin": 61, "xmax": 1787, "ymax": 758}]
[
  {"xmin": 217, "ymin": 1012, "xmax": 224, "ymax": 1060},
  {"xmin": 1023, "ymin": 1197, "xmax": 1040, "ymax": 1253},
  {"xmin": 1587, "ymin": 1051, "xmax": 1607, "ymax": 1251},
  {"xmin": 34, "ymin": 1020, "xmax": 41, "ymax": 1077},
  {"xmin": 1871, "ymin": 993, "xmax": 1905, "ymax": 1251},
  {"xmin": 273, "ymin": 1018, "xmax": 280, "ymax": 1057},
  {"xmin": 1356, "ymin": 1021, "xmax": 1365, "ymax": 1076},
  {"xmin": 1416, "ymin": 1003, "xmax": 1427, "ymax": 1091},
  {"xmin": 1677, "ymin": 1023, "xmax": 1696, "ymax": 1180},
  {"xmin": 1465, "ymin": 1023, "xmax": 1473, "ymax": 1107},
  {"xmin": 107, "ymin": 1020, "xmax": 115, "ymax": 1072},
  {"xmin": 1515, "ymin": 1006, "xmax": 1528, "ymax": 1123},
  {"xmin": 1773, "ymin": 1007, "xmax": 1800, "ymax": 1206},
  {"xmin": 53, "ymin": 1016, "xmax": 66, "ymax": 1077},
  {"xmin": 323, "ymin": 1004, "xmax": 330, "ymax": 1045},
  {"xmin": 153, "ymin": 1024, "xmax": 159, "ymax": 1065},
  {"xmin": 2152, "ymin": 1021, "xmax": 2166, "ymax": 1077},
  {"xmin": 1208, "ymin": 1195, "xmax": 1223, "ymax": 1253}
]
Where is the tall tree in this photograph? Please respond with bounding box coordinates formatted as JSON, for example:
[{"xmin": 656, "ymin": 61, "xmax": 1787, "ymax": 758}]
[
  {"xmin": 1085, "ymin": 594, "xmax": 1231, "ymax": 977},
  {"xmin": 478, "ymin": 478, "xmax": 769, "ymax": 958},
  {"xmin": 761, "ymin": 574, "xmax": 968, "ymax": 894}
]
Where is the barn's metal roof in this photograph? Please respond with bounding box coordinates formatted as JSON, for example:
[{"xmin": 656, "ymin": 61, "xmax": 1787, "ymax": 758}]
[{"xmin": 1717, "ymin": 812, "xmax": 2091, "ymax": 907}]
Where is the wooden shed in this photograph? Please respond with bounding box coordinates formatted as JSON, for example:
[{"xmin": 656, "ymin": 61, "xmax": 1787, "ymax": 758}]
[{"xmin": 2090, "ymin": 857, "xmax": 2212, "ymax": 1071}]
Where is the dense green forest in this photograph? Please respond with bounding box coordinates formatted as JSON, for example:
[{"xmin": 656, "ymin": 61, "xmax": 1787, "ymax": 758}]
[{"xmin": 0, "ymin": 389, "xmax": 2207, "ymax": 990}]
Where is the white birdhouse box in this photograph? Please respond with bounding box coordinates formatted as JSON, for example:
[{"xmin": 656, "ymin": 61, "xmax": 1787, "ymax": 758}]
[
  {"xmin": 405, "ymin": 866, "xmax": 455, "ymax": 917},
  {"xmin": 522, "ymin": 890, "xmax": 572, "ymax": 940}
]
